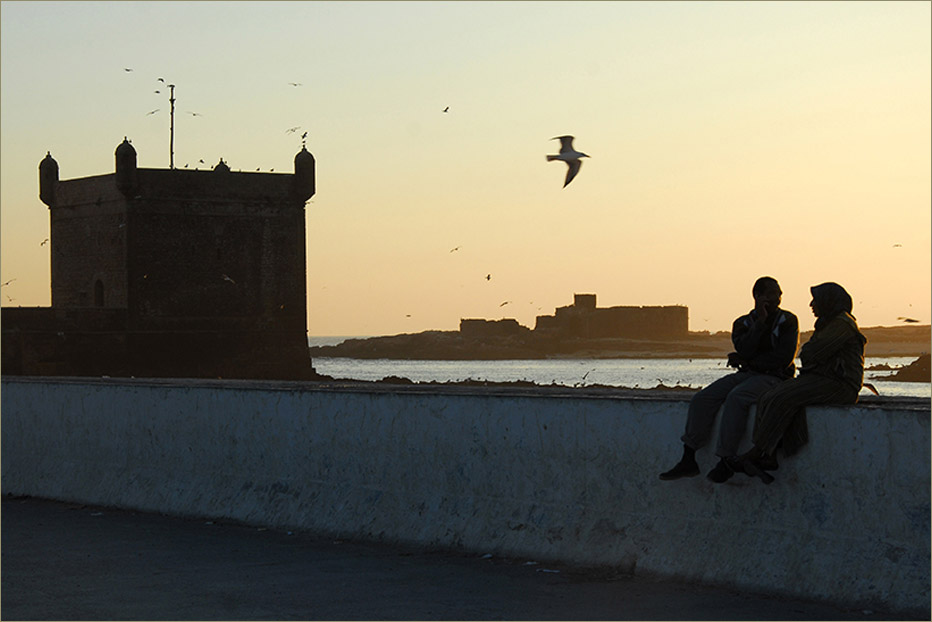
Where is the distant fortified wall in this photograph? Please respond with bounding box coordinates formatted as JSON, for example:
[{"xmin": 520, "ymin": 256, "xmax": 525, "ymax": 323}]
[{"xmin": 534, "ymin": 294, "xmax": 688, "ymax": 340}]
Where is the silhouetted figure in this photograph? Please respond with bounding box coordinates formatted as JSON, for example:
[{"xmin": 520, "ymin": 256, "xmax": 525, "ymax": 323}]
[
  {"xmin": 443, "ymin": 106, "xmax": 449, "ymax": 113},
  {"xmin": 736, "ymin": 282, "xmax": 867, "ymax": 485},
  {"xmin": 899, "ymin": 317, "xmax": 919, "ymax": 323},
  {"xmin": 660, "ymin": 277, "xmax": 799, "ymax": 484},
  {"xmin": 546, "ymin": 135, "xmax": 589, "ymax": 187}
]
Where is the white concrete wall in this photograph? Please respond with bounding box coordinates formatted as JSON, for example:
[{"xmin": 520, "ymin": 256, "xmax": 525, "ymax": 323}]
[{"xmin": 2, "ymin": 377, "xmax": 928, "ymax": 614}]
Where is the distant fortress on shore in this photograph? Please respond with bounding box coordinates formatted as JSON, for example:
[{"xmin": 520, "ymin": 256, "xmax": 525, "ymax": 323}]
[{"xmin": 460, "ymin": 293, "xmax": 689, "ymax": 341}]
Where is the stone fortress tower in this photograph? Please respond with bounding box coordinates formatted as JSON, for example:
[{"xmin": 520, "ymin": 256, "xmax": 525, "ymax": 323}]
[{"xmin": 2, "ymin": 139, "xmax": 318, "ymax": 380}]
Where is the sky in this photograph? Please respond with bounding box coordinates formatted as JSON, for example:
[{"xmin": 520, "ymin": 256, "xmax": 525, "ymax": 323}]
[{"xmin": 2, "ymin": 1, "xmax": 930, "ymax": 337}]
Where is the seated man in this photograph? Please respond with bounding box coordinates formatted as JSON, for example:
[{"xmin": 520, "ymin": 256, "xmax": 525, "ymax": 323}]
[{"xmin": 660, "ymin": 276, "xmax": 799, "ymax": 483}]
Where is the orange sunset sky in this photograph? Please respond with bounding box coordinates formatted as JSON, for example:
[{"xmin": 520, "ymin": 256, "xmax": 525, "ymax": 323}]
[{"xmin": 2, "ymin": 1, "xmax": 929, "ymax": 337}]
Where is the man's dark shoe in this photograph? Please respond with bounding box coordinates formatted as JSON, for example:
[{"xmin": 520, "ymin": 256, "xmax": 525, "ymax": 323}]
[
  {"xmin": 659, "ymin": 456, "xmax": 700, "ymax": 480},
  {"xmin": 707, "ymin": 458, "xmax": 734, "ymax": 483}
]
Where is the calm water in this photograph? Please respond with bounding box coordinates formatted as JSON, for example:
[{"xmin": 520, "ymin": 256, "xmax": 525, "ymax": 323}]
[{"xmin": 309, "ymin": 338, "xmax": 930, "ymax": 399}]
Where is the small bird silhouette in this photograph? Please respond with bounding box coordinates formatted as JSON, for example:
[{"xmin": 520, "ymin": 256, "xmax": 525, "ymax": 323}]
[
  {"xmin": 1, "ymin": 278, "xmax": 16, "ymax": 287},
  {"xmin": 301, "ymin": 131, "xmax": 308, "ymax": 140},
  {"xmin": 288, "ymin": 82, "xmax": 302, "ymax": 87},
  {"xmin": 199, "ymin": 159, "xmax": 205, "ymax": 164},
  {"xmin": 222, "ymin": 274, "xmax": 236, "ymax": 284},
  {"xmin": 123, "ymin": 68, "xmax": 133, "ymax": 72},
  {"xmin": 898, "ymin": 317, "xmax": 919, "ymax": 323},
  {"xmin": 154, "ymin": 90, "xmax": 161, "ymax": 94},
  {"xmin": 449, "ymin": 246, "xmax": 460, "ymax": 253},
  {"xmin": 499, "ymin": 301, "xmax": 511, "ymax": 307},
  {"xmin": 892, "ymin": 243, "xmax": 903, "ymax": 248},
  {"xmin": 442, "ymin": 106, "xmax": 449, "ymax": 113},
  {"xmin": 145, "ymin": 109, "xmax": 160, "ymax": 116},
  {"xmin": 546, "ymin": 135, "xmax": 590, "ymax": 187},
  {"xmin": 40, "ymin": 238, "xmax": 49, "ymax": 246},
  {"xmin": 285, "ymin": 126, "xmax": 300, "ymax": 134},
  {"xmin": 485, "ymin": 274, "xmax": 491, "ymax": 281},
  {"xmin": 187, "ymin": 111, "xmax": 203, "ymax": 117},
  {"xmin": 157, "ymin": 77, "xmax": 165, "ymax": 82}
]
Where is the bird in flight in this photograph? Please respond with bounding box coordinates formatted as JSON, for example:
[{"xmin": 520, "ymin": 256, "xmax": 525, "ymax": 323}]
[
  {"xmin": 187, "ymin": 111, "xmax": 203, "ymax": 117},
  {"xmin": 499, "ymin": 301, "xmax": 511, "ymax": 307},
  {"xmin": 288, "ymin": 82, "xmax": 302, "ymax": 87},
  {"xmin": 222, "ymin": 274, "xmax": 236, "ymax": 284},
  {"xmin": 157, "ymin": 77, "xmax": 165, "ymax": 82},
  {"xmin": 546, "ymin": 135, "xmax": 589, "ymax": 187},
  {"xmin": 40, "ymin": 238, "xmax": 49, "ymax": 246},
  {"xmin": 449, "ymin": 246, "xmax": 460, "ymax": 253},
  {"xmin": 898, "ymin": 317, "xmax": 919, "ymax": 323},
  {"xmin": 485, "ymin": 274, "xmax": 491, "ymax": 281},
  {"xmin": 285, "ymin": 126, "xmax": 301, "ymax": 134},
  {"xmin": 301, "ymin": 131, "xmax": 308, "ymax": 140},
  {"xmin": 123, "ymin": 68, "xmax": 133, "ymax": 72},
  {"xmin": 892, "ymin": 243, "xmax": 903, "ymax": 248},
  {"xmin": 146, "ymin": 109, "xmax": 160, "ymax": 116},
  {"xmin": 1, "ymin": 278, "xmax": 15, "ymax": 287},
  {"xmin": 442, "ymin": 106, "xmax": 449, "ymax": 113}
]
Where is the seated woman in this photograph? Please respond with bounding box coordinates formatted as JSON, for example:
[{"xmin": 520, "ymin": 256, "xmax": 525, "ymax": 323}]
[{"xmin": 737, "ymin": 282, "xmax": 867, "ymax": 484}]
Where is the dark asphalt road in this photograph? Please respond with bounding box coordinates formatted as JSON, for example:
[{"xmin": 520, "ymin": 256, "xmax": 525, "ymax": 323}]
[{"xmin": 0, "ymin": 496, "xmax": 909, "ymax": 621}]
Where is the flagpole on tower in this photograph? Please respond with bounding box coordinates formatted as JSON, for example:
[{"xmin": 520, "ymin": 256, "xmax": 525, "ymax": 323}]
[{"xmin": 169, "ymin": 84, "xmax": 176, "ymax": 169}]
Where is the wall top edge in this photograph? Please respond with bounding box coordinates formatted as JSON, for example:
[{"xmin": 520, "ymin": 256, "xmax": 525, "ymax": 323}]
[{"xmin": 1, "ymin": 376, "xmax": 929, "ymax": 411}]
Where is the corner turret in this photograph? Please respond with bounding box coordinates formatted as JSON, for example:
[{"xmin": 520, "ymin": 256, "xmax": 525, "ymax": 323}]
[
  {"xmin": 115, "ymin": 137, "xmax": 138, "ymax": 197},
  {"xmin": 292, "ymin": 146, "xmax": 315, "ymax": 202},
  {"xmin": 39, "ymin": 151, "xmax": 59, "ymax": 207}
]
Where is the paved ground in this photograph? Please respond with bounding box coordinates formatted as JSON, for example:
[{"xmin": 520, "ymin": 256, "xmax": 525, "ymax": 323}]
[{"xmin": 1, "ymin": 496, "xmax": 913, "ymax": 621}]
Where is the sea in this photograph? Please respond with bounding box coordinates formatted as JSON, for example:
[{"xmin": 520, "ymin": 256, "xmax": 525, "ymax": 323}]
[{"xmin": 308, "ymin": 337, "xmax": 931, "ymax": 400}]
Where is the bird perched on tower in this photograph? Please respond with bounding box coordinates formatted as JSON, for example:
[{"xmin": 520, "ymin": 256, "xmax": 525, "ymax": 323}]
[{"xmin": 546, "ymin": 135, "xmax": 589, "ymax": 187}]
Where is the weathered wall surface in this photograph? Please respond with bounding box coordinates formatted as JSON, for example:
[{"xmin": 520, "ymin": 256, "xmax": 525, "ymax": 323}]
[{"xmin": 1, "ymin": 378, "xmax": 928, "ymax": 615}]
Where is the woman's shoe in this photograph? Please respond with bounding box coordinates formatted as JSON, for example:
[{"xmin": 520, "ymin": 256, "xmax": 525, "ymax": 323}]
[{"xmin": 740, "ymin": 457, "xmax": 775, "ymax": 485}]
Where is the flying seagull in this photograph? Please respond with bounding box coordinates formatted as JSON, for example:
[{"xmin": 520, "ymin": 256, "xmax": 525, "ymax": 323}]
[
  {"xmin": 546, "ymin": 135, "xmax": 589, "ymax": 187},
  {"xmin": 123, "ymin": 68, "xmax": 133, "ymax": 72},
  {"xmin": 146, "ymin": 109, "xmax": 160, "ymax": 116},
  {"xmin": 1, "ymin": 278, "xmax": 15, "ymax": 287},
  {"xmin": 443, "ymin": 106, "xmax": 449, "ymax": 113},
  {"xmin": 285, "ymin": 126, "xmax": 301, "ymax": 134}
]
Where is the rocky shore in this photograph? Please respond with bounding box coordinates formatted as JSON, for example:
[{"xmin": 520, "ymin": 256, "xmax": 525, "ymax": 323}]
[{"xmin": 310, "ymin": 324, "xmax": 930, "ymax": 365}]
